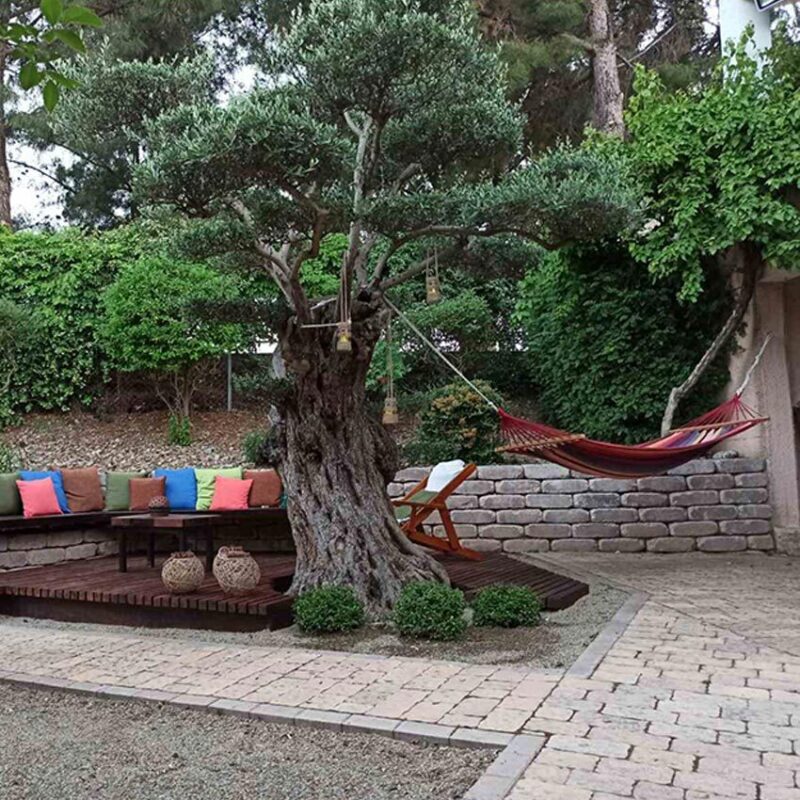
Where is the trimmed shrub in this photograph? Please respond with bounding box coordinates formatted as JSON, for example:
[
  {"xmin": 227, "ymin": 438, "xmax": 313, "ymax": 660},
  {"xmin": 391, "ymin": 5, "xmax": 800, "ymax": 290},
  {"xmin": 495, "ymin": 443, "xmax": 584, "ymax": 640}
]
[
  {"xmin": 293, "ymin": 586, "xmax": 365, "ymax": 634},
  {"xmin": 472, "ymin": 585, "xmax": 541, "ymax": 628},
  {"xmin": 393, "ymin": 581, "xmax": 467, "ymax": 641},
  {"xmin": 404, "ymin": 380, "xmax": 502, "ymax": 465}
]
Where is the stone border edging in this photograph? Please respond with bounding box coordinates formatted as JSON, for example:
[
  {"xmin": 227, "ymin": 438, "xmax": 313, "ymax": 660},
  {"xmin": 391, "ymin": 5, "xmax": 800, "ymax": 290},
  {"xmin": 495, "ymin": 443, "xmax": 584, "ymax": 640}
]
[
  {"xmin": 0, "ymin": 669, "xmax": 513, "ymax": 751},
  {"xmin": 460, "ymin": 584, "xmax": 649, "ymax": 800},
  {"xmin": 565, "ymin": 590, "xmax": 649, "ymax": 679}
]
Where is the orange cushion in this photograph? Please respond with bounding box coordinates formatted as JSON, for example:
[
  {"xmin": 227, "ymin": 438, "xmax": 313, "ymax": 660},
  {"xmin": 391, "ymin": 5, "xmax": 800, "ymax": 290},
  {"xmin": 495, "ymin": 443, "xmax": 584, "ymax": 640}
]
[
  {"xmin": 129, "ymin": 476, "xmax": 166, "ymax": 512},
  {"xmin": 17, "ymin": 478, "xmax": 63, "ymax": 518},
  {"xmin": 210, "ymin": 476, "xmax": 253, "ymax": 511},
  {"xmin": 244, "ymin": 469, "xmax": 282, "ymax": 507},
  {"xmin": 61, "ymin": 467, "xmax": 104, "ymax": 513}
]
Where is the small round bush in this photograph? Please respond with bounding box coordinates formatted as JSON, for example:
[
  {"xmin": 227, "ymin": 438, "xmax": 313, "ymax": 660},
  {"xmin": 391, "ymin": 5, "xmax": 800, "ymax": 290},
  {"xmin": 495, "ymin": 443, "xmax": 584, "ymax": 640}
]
[
  {"xmin": 293, "ymin": 586, "xmax": 365, "ymax": 634},
  {"xmin": 393, "ymin": 581, "xmax": 467, "ymax": 641},
  {"xmin": 472, "ymin": 585, "xmax": 541, "ymax": 628}
]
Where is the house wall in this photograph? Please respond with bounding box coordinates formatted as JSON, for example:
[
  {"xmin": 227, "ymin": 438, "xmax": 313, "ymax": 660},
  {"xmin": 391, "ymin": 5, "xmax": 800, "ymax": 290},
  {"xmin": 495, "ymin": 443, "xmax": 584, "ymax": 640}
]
[
  {"xmin": 726, "ymin": 273, "xmax": 800, "ymax": 554},
  {"xmin": 390, "ymin": 459, "xmax": 774, "ymax": 555}
]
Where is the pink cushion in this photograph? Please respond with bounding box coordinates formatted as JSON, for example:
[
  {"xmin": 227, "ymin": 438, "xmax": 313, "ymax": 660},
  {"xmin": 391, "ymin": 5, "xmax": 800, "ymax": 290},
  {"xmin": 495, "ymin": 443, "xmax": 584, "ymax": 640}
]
[
  {"xmin": 17, "ymin": 477, "xmax": 64, "ymax": 518},
  {"xmin": 210, "ymin": 476, "xmax": 253, "ymax": 511}
]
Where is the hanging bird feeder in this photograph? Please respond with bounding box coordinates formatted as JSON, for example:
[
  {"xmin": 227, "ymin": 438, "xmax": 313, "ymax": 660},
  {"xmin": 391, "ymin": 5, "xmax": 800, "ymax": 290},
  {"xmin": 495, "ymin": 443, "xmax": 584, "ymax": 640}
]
[
  {"xmin": 425, "ymin": 249, "xmax": 442, "ymax": 305},
  {"xmin": 336, "ymin": 321, "xmax": 352, "ymax": 352},
  {"xmin": 336, "ymin": 267, "xmax": 353, "ymax": 352}
]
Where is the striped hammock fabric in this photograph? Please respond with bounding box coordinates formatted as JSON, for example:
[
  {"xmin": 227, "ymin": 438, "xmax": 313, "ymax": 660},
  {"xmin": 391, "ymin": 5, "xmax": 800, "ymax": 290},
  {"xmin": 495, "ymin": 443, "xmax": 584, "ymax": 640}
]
[{"xmin": 498, "ymin": 395, "xmax": 767, "ymax": 479}]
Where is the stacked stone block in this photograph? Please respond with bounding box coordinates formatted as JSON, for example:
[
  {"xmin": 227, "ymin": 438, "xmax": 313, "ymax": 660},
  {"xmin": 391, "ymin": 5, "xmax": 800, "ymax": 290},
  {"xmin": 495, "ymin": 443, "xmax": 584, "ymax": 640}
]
[
  {"xmin": 388, "ymin": 458, "xmax": 774, "ymax": 554},
  {"xmin": 0, "ymin": 529, "xmax": 116, "ymax": 571}
]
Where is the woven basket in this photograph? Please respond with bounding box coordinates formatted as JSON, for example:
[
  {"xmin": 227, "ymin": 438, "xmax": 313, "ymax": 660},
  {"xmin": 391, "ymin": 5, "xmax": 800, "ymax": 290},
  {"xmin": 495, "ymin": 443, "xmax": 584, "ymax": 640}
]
[
  {"xmin": 161, "ymin": 551, "xmax": 204, "ymax": 594},
  {"xmin": 213, "ymin": 546, "xmax": 261, "ymax": 594}
]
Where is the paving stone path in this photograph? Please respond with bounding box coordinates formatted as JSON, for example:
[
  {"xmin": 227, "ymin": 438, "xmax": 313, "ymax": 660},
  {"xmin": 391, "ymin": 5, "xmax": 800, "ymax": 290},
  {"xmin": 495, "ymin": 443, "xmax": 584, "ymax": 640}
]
[{"xmin": 1, "ymin": 552, "xmax": 798, "ymax": 800}]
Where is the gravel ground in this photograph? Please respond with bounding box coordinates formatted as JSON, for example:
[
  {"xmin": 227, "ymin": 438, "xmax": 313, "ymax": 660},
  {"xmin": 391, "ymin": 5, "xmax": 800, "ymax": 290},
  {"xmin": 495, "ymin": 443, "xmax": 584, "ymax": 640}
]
[
  {"xmin": 5, "ymin": 572, "xmax": 627, "ymax": 669},
  {"xmin": 0, "ymin": 683, "xmax": 494, "ymax": 800},
  {"xmin": 1, "ymin": 410, "xmax": 266, "ymax": 470}
]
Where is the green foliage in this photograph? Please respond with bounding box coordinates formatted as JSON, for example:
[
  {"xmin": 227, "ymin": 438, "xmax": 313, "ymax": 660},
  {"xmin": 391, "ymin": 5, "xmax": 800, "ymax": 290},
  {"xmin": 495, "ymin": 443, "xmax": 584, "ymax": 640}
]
[
  {"xmin": 516, "ymin": 240, "xmax": 732, "ymax": 442},
  {"xmin": 293, "ymin": 585, "xmax": 366, "ymax": 633},
  {"xmin": 393, "ymin": 581, "xmax": 467, "ymax": 641},
  {"xmin": 0, "ymin": 225, "xmax": 151, "ymax": 415},
  {"xmin": 242, "ymin": 428, "xmax": 278, "ymax": 467},
  {"xmin": 167, "ymin": 414, "xmax": 192, "ymax": 446},
  {"xmin": 472, "ymin": 585, "xmax": 541, "ymax": 628},
  {"xmin": 0, "ymin": 299, "xmax": 39, "ymax": 427},
  {"xmin": 626, "ymin": 44, "xmax": 800, "ymax": 300},
  {"xmin": 1, "ymin": 1, "xmax": 102, "ymax": 109},
  {"xmin": 405, "ymin": 380, "xmax": 502, "ymax": 465},
  {"xmin": 45, "ymin": 50, "xmax": 216, "ymax": 227},
  {"xmin": 100, "ymin": 256, "xmax": 245, "ymax": 377},
  {"xmin": 0, "ymin": 442, "xmax": 22, "ymax": 472}
]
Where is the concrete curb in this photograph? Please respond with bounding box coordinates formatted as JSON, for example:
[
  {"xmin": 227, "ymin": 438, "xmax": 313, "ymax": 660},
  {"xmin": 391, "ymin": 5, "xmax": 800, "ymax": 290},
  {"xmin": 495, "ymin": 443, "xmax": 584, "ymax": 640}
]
[
  {"xmin": 462, "ymin": 733, "xmax": 545, "ymax": 800},
  {"xmin": 566, "ymin": 590, "xmax": 649, "ymax": 679},
  {"xmin": 0, "ymin": 670, "xmax": 509, "ymax": 750}
]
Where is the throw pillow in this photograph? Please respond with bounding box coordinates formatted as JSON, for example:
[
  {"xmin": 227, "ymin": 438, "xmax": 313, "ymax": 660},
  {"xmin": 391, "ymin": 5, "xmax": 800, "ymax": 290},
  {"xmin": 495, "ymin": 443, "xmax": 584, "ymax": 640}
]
[
  {"xmin": 243, "ymin": 469, "xmax": 282, "ymax": 508},
  {"xmin": 0, "ymin": 473, "xmax": 21, "ymax": 515},
  {"xmin": 129, "ymin": 476, "xmax": 167, "ymax": 512},
  {"xmin": 152, "ymin": 468, "xmax": 197, "ymax": 511},
  {"xmin": 17, "ymin": 477, "xmax": 63, "ymax": 518},
  {"xmin": 61, "ymin": 467, "xmax": 104, "ymax": 513},
  {"xmin": 210, "ymin": 477, "xmax": 253, "ymax": 511},
  {"xmin": 195, "ymin": 467, "xmax": 242, "ymax": 511},
  {"xmin": 19, "ymin": 470, "xmax": 69, "ymax": 513},
  {"xmin": 105, "ymin": 471, "xmax": 147, "ymax": 511}
]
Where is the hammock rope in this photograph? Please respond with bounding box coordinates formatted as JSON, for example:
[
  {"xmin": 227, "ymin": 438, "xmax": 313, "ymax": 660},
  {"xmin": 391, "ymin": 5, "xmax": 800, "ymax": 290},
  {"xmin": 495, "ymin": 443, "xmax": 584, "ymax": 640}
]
[{"xmin": 385, "ymin": 294, "xmax": 770, "ymax": 478}]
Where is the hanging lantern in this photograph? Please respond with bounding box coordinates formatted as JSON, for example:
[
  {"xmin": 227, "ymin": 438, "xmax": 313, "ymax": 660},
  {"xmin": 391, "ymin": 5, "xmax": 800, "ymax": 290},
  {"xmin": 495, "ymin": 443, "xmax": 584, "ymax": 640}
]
[
  {"xmin": 382, "ymin": 396, "xmax": 399, "ymax": 426},
  {"xmin": 382, "ymin": 315, "xmax": 399, "ymax": 425},
  {"xmin": 426, "ymin": 250, "xmax": 442, "ymax": 305},
  {"xmin": 336, "ymin": 321, "xmax": 352, "ymax": 352}
]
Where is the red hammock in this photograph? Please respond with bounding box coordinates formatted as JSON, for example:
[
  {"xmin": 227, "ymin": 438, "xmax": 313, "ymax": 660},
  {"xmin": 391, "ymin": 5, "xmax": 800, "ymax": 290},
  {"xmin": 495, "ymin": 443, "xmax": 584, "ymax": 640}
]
[{"xmin": 498, "ymin": 394, "xmax": 767, "ymax": 479}]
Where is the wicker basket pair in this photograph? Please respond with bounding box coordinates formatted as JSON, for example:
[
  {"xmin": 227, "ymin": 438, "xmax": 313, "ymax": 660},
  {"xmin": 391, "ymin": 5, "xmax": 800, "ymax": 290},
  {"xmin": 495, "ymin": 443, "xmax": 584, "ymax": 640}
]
[{"xmin": 161, "ymin": 547, "xmax": 261, "ymax": 595}]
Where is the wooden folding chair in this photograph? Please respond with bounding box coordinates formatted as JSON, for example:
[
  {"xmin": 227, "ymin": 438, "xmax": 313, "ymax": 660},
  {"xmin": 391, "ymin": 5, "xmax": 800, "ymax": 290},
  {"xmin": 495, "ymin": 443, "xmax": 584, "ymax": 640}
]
[{"xmin": 392, "ymin": 463, "xmax": 482, "ymax": 561}]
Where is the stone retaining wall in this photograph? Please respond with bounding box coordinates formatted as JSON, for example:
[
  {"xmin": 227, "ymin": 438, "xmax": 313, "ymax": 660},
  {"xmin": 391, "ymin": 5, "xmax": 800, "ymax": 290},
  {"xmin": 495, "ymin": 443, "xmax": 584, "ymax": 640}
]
[
  {"xmin": 389, "ymin": 458, "xmax": 774, "ymax": 554},
  {"xmin": 0, "ymin": 529, "xmax": 116, "ymax": 571}
]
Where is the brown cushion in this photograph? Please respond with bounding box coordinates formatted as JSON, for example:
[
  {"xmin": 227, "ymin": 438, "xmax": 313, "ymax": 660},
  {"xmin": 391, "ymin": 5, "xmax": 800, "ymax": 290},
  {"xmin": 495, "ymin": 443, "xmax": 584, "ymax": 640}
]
[
  {"xmin": 244, "ymin": 469, "xmax": 282, "ymax": 507},
  {"xmin": 61, "ymin": 467, "xmax": 104, "ymax": 513},
  {"xmin": 129, "ymin": 476, "xmax": 166, "ymax": 512}
]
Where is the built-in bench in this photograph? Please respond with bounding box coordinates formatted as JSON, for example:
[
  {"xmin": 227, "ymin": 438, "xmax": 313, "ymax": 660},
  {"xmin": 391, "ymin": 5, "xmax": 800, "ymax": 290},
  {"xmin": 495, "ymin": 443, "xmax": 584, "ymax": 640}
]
[{"xmin": 0, "ymin": 509, "xmax": 294, "ymax": 571}]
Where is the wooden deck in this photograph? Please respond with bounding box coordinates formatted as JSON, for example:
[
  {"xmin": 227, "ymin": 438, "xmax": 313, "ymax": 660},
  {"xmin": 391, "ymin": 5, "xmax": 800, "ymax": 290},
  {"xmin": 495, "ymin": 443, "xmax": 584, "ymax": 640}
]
[{"xmin": 0, "ymin": 553, "xmax": 587, "ymax": 632}]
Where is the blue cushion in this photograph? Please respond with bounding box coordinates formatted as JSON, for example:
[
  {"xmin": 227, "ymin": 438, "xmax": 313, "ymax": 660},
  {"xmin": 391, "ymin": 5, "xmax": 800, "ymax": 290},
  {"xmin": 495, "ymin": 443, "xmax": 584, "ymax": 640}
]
[
  {"xmin": 19, "ymin": 470, "xmax": 70, "ymax": 513},
  {"xmin": 152, "ymin": 468, "xmax": 197, "ymax": 511}
]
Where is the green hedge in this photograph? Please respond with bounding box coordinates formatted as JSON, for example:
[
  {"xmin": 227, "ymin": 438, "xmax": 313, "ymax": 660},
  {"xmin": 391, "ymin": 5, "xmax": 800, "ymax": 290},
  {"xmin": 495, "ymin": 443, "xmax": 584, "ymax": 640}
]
[
  {"xmin": 0, "ymin": 226, "xmax": 151, "ymax": 414},
  {"xmin": 516, "ymin": 240, "xmax": 733, "ymax": 443}
]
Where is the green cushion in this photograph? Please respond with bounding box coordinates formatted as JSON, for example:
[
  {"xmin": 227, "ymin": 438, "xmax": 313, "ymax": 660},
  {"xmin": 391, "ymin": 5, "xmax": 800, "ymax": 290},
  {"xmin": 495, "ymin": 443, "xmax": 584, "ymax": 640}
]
[
  {"xmin": 195, "ymin": 467, "xmax": 242, "ymax": 510},
  {"xmin": 394, "ymin": 489, "xmax": 438, "ymax": 522},
  {"xmin": 0, "ymin": 473, "xmax": 21, "ymax": 515},
  {"xmin": 105, "ymin": 471, "xmax": 146, "ymax": 511}
]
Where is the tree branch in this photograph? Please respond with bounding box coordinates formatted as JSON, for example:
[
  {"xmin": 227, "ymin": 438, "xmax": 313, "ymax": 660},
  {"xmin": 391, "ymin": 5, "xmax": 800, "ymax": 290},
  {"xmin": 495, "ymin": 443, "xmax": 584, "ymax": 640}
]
[
  {"xmin": 661, "ymin": 248, "xmax": 760, "ymax": 435},
  {"xmin": 8, "ymin": 157, "xmax": 74, "ymax": 193}
]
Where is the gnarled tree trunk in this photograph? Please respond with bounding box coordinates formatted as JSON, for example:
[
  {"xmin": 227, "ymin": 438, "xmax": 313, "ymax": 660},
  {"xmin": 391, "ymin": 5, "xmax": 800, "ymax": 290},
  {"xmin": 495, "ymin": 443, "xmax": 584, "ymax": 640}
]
[
  {"xmin": 276, "ymin": 298, "xmax": 447, "ymax": 615},
  {"xmin": 0, "ymin": 45, "xmax": 12, "ymax": 229}
]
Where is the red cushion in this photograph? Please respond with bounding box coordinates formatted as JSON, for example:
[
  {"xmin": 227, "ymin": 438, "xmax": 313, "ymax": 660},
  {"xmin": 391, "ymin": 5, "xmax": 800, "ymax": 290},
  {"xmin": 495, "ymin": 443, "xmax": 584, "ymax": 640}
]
[
  {"xmin": 210, "ymin": 476, "xmax": 253, "ymax": 511},
  {"xmin": 17, "ymin": 477, "xmax": 63, "ymax": 518}
]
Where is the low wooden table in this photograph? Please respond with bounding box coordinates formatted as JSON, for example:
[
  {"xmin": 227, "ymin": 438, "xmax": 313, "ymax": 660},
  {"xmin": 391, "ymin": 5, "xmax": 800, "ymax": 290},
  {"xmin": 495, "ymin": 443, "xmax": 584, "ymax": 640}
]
[{"xmin": 111, "ymin": 514, "xmax": 218, "ymax": 573}]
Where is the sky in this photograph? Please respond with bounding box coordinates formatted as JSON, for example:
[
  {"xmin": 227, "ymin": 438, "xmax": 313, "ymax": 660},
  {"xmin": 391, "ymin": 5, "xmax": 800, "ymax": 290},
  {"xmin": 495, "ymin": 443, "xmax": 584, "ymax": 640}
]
[{"xmin": 6, "ymin": 0, "xmax": 789, "ymax": 228}]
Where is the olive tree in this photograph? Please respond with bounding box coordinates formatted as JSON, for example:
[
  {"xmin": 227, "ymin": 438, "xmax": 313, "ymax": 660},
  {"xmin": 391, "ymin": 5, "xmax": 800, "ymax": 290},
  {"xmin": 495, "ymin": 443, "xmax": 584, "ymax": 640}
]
[{"xmin": 135, "ymin": 0, "xmax": 638, "ymax": 612}]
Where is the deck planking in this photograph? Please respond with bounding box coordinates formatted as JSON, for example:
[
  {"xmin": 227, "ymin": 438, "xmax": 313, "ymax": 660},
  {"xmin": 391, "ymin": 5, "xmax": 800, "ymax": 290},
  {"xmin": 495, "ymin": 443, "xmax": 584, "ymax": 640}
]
[{"xmin": 0, "ymin": 552, "xmax": 587, "ymax": 631}]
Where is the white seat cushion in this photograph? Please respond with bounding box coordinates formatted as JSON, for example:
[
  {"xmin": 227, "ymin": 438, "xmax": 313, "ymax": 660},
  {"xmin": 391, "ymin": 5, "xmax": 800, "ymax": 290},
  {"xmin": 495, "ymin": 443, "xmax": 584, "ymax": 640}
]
[{"xmin": 426, "ymin": 460, "xmax": 466, "ymax": 492}]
